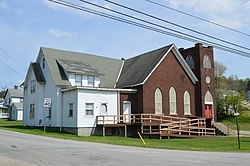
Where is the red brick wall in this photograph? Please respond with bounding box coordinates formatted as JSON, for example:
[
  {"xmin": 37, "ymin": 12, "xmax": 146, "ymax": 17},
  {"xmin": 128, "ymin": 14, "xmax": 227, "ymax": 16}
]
[
  {"xmin": 179, "ymin": 44, "xmax": 216, "ymax": 120},
  {"xmin": 142, "ymin": 50, "xmax": 196, "ymax": 117}
]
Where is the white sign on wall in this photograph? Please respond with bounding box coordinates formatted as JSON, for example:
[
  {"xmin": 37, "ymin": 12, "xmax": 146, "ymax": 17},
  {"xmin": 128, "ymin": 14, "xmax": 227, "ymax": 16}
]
[{"xmin": 44, "ymin": 98, "xmax": 52, "ymax": 108}]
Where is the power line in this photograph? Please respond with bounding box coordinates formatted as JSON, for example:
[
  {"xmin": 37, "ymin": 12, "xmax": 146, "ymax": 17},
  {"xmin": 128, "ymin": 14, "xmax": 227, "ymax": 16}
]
[
  {"xmin": 105, "ymin": 0, "xmax": 250, "ymax": 52},
  {"xmin": 0, "ymin": 56, "xmax": 23, "ymax": 77},
  {"xmin": 79, "ymin": 0, "xmax": 250, "ymax": 57},
  {"xmin": 0, "ymin": 46, "xmax": 26, "ymax": 71},
  {"xmin": 145, "ymin": 0, "xmax": 250, "ymax": 37},
  {"xmin": 48, "ymin": 0, "xmax": 250, "ymax": 58}
]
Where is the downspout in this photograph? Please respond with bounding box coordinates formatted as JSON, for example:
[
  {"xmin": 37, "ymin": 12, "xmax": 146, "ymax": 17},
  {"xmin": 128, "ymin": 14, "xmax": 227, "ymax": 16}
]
[
  {"xmin": 60, "ymin": 90, "xmax": 63, "ymax": 132},
  {"xmin": 117, "ymin": 91, "xmax": 120, "ymax": 122}
]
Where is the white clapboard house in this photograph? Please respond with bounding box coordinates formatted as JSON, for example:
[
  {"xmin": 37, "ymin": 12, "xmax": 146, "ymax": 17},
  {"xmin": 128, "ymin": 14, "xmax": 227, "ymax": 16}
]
[{"xmin": 23, "ymin": 47, "xmax": 136, "ymax": 135}]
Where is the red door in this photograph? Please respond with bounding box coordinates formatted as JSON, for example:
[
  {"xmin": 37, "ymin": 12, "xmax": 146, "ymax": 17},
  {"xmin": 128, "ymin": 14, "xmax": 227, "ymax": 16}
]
[{"xmin": 205, "ymin": 105, "xmax": 212, "ymax": 118}]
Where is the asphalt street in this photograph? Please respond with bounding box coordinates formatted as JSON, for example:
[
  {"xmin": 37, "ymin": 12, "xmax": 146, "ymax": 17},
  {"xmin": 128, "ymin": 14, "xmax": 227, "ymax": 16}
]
[{"xmin": 0, "ymin": 129, "xmax": 249, "ymax": 166}]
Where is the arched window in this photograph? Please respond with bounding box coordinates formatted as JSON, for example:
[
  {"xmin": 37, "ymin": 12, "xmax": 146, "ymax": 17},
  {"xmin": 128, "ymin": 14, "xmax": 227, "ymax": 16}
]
[
  {"xmin": 183, "ymin": 91, "xmax": 191, "ymax": 115},
  {"xmin": 100, "ymin": 103, "xmax": 107, "ymax": 114},
  {"xmin": 205, "ymin": 91, "xmax": 213, "ymax": 103},
  {"xmin": 169, "ymin": 87, "xmax": 177, "ymax": 115},
  {"xmin": 155, "ymin": 88, "xmax": 163, "ymax": 114},
  {"xmin": 185, "ymin": 55, "xmax": 195, "ymax": 69},
  {"xmin": 203, "ymin": 55, "xmax": 211, "ymax": 69}
]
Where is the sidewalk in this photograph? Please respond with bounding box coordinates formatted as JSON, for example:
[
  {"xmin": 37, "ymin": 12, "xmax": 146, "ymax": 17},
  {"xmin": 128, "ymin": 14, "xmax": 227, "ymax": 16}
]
[{"xmin": 233, "ymin": 130, "xmax": 250, "ymax": 136}]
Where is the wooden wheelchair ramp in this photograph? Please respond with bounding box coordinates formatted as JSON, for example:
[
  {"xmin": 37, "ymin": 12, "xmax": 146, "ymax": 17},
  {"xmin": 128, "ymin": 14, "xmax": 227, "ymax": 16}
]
[{"xmin": 96, "ymin": 114, "xmax": 215, "ymax": 138}]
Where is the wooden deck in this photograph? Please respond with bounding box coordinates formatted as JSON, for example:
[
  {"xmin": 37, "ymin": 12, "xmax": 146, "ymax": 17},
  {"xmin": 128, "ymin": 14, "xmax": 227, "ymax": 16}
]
[{"xmin": 96, "ymin": 114, "xmax": 215, "ymax": 138}]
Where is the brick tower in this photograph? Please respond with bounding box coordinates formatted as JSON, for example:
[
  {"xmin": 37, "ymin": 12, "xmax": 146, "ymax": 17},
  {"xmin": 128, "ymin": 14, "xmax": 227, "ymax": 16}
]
[{"xmin": 179, "ymin": 43, "xmax": 216, "ymax": 126}]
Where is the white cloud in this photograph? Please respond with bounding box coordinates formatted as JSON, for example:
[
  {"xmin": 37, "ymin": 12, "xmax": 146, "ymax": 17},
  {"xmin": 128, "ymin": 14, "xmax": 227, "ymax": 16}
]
[
  {"xmin": 168, "ymin": 0, "xmax": 241, "ymax": 14},
  {"xmin": 0, "ymin": 1, "xmax": 23, "ymax": 14},
  {"xmin": 243, "ymin": 1, "xmax": 250, "ymax": 9},
  {"xmin": 47, "ymin": 29, "xmax": 77, "ymax": 37}
]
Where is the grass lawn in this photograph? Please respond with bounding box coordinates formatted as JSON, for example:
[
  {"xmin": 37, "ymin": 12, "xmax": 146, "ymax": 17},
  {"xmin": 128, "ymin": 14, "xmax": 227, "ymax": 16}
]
[
  {"xmin": 0, "ymin": 119, "xmax": 250, "ymax": 152},
  {"xmin": 220, "ymin": 115, "xmax": 250, "ymax": 131}
]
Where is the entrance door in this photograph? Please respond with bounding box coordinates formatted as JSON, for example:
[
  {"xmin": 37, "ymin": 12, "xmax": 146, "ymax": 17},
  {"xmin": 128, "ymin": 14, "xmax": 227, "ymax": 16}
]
[
  {"xmin": 123, "ymin": 101, "xmax": 131, "ymax": 122},
  {"xmin": 205, "ymin": 104, "xmax": 212, "ymax": 118},
  {"xmin": 205, "ymin": 104, "xmax": 212, "ymax": 128}
]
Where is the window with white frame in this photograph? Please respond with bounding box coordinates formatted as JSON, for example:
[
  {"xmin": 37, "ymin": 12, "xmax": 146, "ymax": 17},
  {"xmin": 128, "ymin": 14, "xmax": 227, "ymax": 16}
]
[
  {"xmin": 30, "ymin": 80, "xmax": 36, "ymax": 93},
  {"xmin": 87, "ymin": 76, "xmax": 95, "ymax": 87},
  {"xmin": 203, "ymin": 55, "xmax": 211, "ymax": 69},
  {"xmin": 75, "ymin": 74, "xmax": 82, "ymax": 86},
  {"xmin": 155, "ymin": 88, "xmax": 163, "ymax": 114},
  {"xmin": 69, "ymin": 103, "xmax": 73, "ymax": 117},
  {"xmin": 169, "ymin": 87, "xmax": 177, "ymax": 115},
  {"xmin": 85, "ymin": 103, "xmax": 94, "ymax": 115},
  {"xmin": 184, "ymin": 91, "xmax": 191, "ymax": 115},
  {"xmin": 30, "ymin": 104, "xmax": 35, "ymax": 119}
]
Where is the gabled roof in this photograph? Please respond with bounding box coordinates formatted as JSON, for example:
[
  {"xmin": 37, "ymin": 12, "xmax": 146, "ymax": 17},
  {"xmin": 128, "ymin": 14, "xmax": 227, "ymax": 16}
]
[
  {"xmin": 12, "ymin": 102, "xmax": 23, "ymax": 110},
  {"xmin": 116, "ymin": 44, "xmax": 198, "ymax": 88},
  {"xmin": 32, "ymin": 63, "xmax": 46, "ymax": 83},
  {"xmin": 39, "ymin": 47, "xmax": 123, "ymax": 88},
  {"xmin": 4, "ymin": 89, "xmax": 23, "ymax": 98}
]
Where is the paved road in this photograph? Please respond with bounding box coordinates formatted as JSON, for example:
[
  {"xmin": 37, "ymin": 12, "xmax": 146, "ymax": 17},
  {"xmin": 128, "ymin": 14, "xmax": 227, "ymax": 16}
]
[{"xmin": 0, "ymin": 130, "xmax": 249, "ymax": 166}]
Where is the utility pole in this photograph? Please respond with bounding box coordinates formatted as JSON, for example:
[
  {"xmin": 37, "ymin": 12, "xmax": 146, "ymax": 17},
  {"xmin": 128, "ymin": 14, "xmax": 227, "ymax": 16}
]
[{"xmin": 234, "ymin": 112, "xmax": 240, "ymax": 149}]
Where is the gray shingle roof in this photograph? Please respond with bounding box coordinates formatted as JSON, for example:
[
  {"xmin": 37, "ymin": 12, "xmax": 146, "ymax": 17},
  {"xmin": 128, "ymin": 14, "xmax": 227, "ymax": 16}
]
[
  {"xmin": 32, "ymin": 63, "xmax": 46, "ymax": 83},
  {"xmin": 116, "ymin": 44, "xmax": 198, "ymax": 88},
  {"xmin": 7, "ymin": 89, "xmax": 23, "ymax": 98},
  {"xmin": 12, "ymin": 102, "xmax": 23, "ymax": 110},
  {"xmin": 39, "ymin": 47, "xmax": 123, "ymax": 88},
  {"xmin": 116, "ymin": 45, "xmax": 172, "ymax": 88}
]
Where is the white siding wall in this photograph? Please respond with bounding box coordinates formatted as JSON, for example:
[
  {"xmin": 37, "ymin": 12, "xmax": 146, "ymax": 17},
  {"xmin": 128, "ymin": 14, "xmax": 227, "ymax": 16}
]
[
  {"xmin": 17, "ymin": 110, "xmax": 23, "ymax": 121},
  {"xmin": 62, "ymin": 90, "xmax": 77, "ymax": 127},
  {"xmin": 40, "ymin": 57, "xmax": 60, "ymax": 127},
  {"xmin": 69, "ymin": 74, "xmax": 75, "ymax": 86},
  {"xmin": 4, "ymin": 92, "xmax": 11, "ymax": 106},
  {"xmin": 12, "ymin": 97, "xmax": 22, "ymax": 103},
  {"xmin": 23, "ymin": 70, "xmax": 38, "ymax": 126},
  {"xmin": 77, "ymin": 90, "xmax": 118, "ymax": 127}
]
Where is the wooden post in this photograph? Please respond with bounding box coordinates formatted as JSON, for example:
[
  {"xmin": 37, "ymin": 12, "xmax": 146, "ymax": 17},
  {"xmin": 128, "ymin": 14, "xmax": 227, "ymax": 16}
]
[
  {"xmin": 124, "ymin": 125, "xmax": 127, "ymax": 137},
  {"xmin": 103, "ymin": 126, "xmax": 105, "ymax": 137}
]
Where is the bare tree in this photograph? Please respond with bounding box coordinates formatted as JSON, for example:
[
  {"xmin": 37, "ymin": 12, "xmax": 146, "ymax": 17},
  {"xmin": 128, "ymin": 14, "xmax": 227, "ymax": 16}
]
[{"xmin": 214, "ymin": 61, "xmax": 227, "ymax": 90}]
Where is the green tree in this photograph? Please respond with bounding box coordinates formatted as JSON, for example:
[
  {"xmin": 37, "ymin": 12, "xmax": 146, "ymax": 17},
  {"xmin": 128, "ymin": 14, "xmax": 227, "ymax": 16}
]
[{"xmin": 224, "ymin": 93, "xmax": 245, "ymax": 115}]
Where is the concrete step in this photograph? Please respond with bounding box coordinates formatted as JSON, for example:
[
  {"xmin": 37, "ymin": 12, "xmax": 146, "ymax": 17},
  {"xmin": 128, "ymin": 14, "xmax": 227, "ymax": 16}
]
[{"xmin": 212, "ymin": 122, "xmax": 235, "ymax": 136}]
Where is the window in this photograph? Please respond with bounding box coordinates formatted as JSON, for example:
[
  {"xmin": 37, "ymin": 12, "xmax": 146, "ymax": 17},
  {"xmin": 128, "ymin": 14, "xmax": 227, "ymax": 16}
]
[
  {"xmin": 169, "ymin": 87, "xmax": 177, "ymax": 115},
  {"xmin": 42, "ymin": 58, "xmax": 45, "ymax": 68},
  {"xmin": 185, "ymin": 55, "xmax": 195, "ymax": 69},
  {"xmin": 30, "ymin": 104, "xmax": 35, "ymax": 119},
  {"xmin": 30, "ymin": 80, "xmax": 36, "ymax": 93},
  {"xmin": 75, "ymin": 74, "xmax": 82, "ymax": 86},
  {"xmin": 184, "ymin": 91, "xmax": 191, "ymax": 115},
  {"xmin": 155, "ymin": 88, "xmax": 163, "ymax": 114},
  {"xmin": 205, "ymin": 91, "xmax": 213, "ymax": 103},
  {"xmin": 69, "ymin": 103, "xmax": 73, "ymax": 117},
  {"xmin": 203, "ymin": 55, "xmax": 211, "ymax": 69},
  {"xmin": 48, "ymin": 107, "xmax": 52, "ymax": 118},
  {"xmin": 87, "ymin": 76, "xmax": 95, "ymax": 87},
  {"xmin": 100, "ymin": 103, "xmax": 107, "ymax": 114},
  {"xmin": 85, "ymin": 103, "xmax": 94, "ymax": 115}
]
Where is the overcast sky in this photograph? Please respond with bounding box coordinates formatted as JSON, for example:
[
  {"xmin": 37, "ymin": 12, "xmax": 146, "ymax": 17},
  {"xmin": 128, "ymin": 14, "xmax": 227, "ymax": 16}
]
[{"xmin": 0, "ymin": 0, "xmax": 250, "ymax": 89}]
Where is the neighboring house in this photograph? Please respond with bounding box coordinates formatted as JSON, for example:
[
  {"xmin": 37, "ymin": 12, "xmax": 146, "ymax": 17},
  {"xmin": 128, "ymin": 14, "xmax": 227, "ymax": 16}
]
[
  {"xmin": 23, "ymin": 43, "xmax": 216, "ymax": 136},
  {"xmin": 10, "ymin": 103, "xmax": 23, "ymax": 121},
  {"xmin": 0, "ymin": 97, "xmax": 8, "ymax": 118},
  {"xmin": 4, "ymin": 87, "xmax": 23, "ymax": 120}
]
